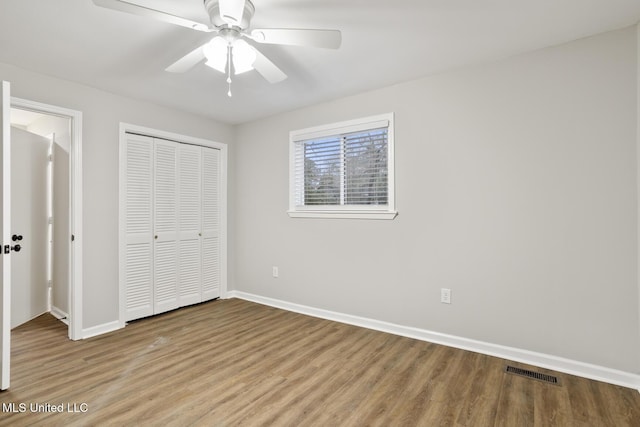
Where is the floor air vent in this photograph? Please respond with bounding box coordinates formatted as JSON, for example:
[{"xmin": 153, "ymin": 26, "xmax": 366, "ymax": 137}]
[{"xmin": 504, "ymin": 365, "xmax": 560, "ymax": 385}]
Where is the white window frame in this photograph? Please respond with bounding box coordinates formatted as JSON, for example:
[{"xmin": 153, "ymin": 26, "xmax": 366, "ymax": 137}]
[{"xmin": 288, "ymin": 113, "xmax": 397, "ymax": 220}]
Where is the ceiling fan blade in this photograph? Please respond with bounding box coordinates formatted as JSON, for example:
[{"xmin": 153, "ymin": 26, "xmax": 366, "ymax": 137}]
[
  {"xmin": 92, "ymin": 0, "xmax": 215, "ymax": 32},
  {"xmin": 250, "ymin": 29, "xmax": 342, "ymax": 49},
  {"xmin": 165, "ymin": 44, "xmax": 208, "ymax": 73},
  {"xmin": 252, "ymin": 48, "xmax": 287, "ymax": 84}
]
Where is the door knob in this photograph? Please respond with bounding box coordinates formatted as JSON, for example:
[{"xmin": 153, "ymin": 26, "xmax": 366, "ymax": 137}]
[
  {"xmin": 11, "ymin": 244, "xmax": 20, "ymax": 252},
  {"xmin": 12, "ymin": 234, "xmax": 22, "ymax": 241}
]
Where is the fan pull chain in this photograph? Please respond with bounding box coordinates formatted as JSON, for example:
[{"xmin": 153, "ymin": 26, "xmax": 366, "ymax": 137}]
[{"xmin": 226, "ymin": 44, "xmax": 232, "ymax": 97}]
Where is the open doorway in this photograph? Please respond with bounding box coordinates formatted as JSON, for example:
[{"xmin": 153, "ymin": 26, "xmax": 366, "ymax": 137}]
[
  {"xmin": 9, "ymin": 108, "xmax": 70, "ymax": 330},
  {"xmin": 7, "ymin": 97, "xmax": 82, "ymax": 341}
]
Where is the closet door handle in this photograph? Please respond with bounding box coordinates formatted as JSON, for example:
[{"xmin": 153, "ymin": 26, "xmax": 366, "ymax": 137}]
[{"xmin": 154, "ymin": 235, "xmax": 158, "ymax": 240}]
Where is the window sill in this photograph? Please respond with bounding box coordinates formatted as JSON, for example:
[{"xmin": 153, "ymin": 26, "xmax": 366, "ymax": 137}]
[{"xmin": 287, "ymin": 210, "xmax": 398, "ymax": 220}]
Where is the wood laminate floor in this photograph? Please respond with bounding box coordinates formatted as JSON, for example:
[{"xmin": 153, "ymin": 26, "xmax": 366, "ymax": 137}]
[{"xmin": 0, "ymin": 298, "xmax": 639, "ymax": 426}]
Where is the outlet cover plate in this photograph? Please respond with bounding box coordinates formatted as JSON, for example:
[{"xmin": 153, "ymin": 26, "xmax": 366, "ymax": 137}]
[{"xmin": 441, "ymin": 288, "xmax": 451, "ymax": 304}]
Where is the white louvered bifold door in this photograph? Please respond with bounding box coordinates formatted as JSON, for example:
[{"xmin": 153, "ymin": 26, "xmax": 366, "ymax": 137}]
[
  {"xmin": 178, "ymin": 144, "xmax": 202, "ymax": 306},
  {"xmin": 124, "ymin": 134, "xmax": 154, "ymax": 321},
  {"xmin": 153, "ymin": 139, "xmax": 180, "ymax": 314},
  {"xmin": 201, "ymin": 147, "xmax": 221, "ymax": 301}
]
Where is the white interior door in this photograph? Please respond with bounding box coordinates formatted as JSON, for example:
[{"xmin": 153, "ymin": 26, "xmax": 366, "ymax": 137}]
[
  {"xmin": 153, "ymin": 139, "xmax": 179, "ymax": 314},
  {"xmin": 1, "ymin": 81, "xmax": 12, "ymax": 390},
  {"xmin": 178, "ymin": 144, "xmax": 202, "ymax": 306},
  {"xmin": 11, "ymin": 127, "xmax": 49, "ymax": 328},
  {"xmin": 123, "ymin": 133, "xmax": 154, "ymax": 321},
  {"xmin": 201, "ymin": 147, "xmax": 221, "ymax": 301}
]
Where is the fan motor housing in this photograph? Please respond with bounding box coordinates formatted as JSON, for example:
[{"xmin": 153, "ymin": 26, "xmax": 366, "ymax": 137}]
[{"xmin": 204, "ymin": 0, "xmax": 255, "ymax": 29}]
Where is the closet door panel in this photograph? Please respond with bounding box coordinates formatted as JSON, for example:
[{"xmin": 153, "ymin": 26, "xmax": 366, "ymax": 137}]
[
  {"xmin": 123, "ymin": 135, "xmax": 224, "ymax": 322},
  {"xmin": 202, "ymin": 236, "xmax": 220, "ymax": 300},
  {"xmin": 124, "ymin": 134, "xmax": 154, "ymax": 321},
  {"xmin": 154, "ymin": 240, "xmax": 178, "ymax": 312},
  {"xmin": 201, "ymin": 147, "xmax": 220, "ymax": 301},
  {"xmin": 178, "ymin": 144, "xmax": 202, "ymax": 306},
  {"xmin": 153, "ymin": 139, "xmax": 179, "ymax": 314}
]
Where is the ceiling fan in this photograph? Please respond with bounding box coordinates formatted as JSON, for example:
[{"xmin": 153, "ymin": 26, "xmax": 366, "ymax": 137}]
[{"xmin": 93, "ymin": 0, "xmax": 342, "ymax": 96}]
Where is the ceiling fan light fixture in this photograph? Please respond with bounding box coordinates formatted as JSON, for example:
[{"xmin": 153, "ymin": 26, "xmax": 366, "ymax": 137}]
[
  {"xmin": 203, "ymin": 37, "xmax": 228, "ymax": 73},
  {"xmin": 219, "ymin": 0, "xmax": 245, "ymax": 26},
  {"xmin": 232, "ymin": 39, "xmax": 257, "ymax": 74}
]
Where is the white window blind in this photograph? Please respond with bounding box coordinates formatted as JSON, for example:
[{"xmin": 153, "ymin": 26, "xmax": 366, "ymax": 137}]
[{"xmin": 289, "ymin": 113, "xmax": 397, "ymax": 219}]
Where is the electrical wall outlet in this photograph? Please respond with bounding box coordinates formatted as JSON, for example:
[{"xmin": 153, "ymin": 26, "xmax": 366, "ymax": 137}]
[
  {"xmin": 272, "ymin": 266, "xmax": 279, "ymax": 278},
  {"xmin": 441, "ymin": 288, "xmax": 451, "ymax": 304}
]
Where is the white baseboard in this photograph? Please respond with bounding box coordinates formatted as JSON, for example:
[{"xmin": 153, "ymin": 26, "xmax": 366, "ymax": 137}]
[
  {"xmin": 50, "ymin": 306, "xmax": 69, "ymax": 325},
  {"xmin": 228, "ymin": 291, "xmax": 640, "ymax": 392},
  {"xmin": 82, "ymin": 320, "xmax": 121, "ymax": 339}
]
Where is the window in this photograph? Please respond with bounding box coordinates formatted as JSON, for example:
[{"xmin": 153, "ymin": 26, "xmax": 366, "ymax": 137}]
[{"xmin": 289, "ymin": 113, "xmax": 397, "ymax": 219}]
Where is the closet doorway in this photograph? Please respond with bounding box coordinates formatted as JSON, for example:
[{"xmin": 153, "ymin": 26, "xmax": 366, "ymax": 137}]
[
  {"xmin": 10, "ymin": 98, "xmax": 82, "ymax": 341},
  {"xmin": 118, "ymin": 123, "xmax": 227, "ymax": 327}
]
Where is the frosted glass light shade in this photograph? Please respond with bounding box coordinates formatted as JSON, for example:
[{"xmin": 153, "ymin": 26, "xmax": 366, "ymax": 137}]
[
  {"xmin": 203, "ymin": 37, "xmax": 228, "ymax": 73},
  {"xmin": 232, "ymin": 39, "xmax": 256, "ymax": 74}
]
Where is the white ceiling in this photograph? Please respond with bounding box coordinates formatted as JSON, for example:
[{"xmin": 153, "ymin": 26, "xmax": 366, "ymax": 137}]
[
  {"xmin": 10, "ymin": 108, "xmax": 47, "ymax": 128},
  {"xmin": 1, "ymin": 0, "xmax": 639, "ymax": 125}
]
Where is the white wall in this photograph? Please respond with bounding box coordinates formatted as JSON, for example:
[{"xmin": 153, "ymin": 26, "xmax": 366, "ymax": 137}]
[
  {"xmin": 0, "ymin": 62, "xmax": 235, "ymax": 331},
  {"xmin": 27, "ymin": 114, "xmax": 70, "ymax": 151},
  {"xmin": 234, "ymin": 26, "xmax": 640, "ymax": 374}
]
